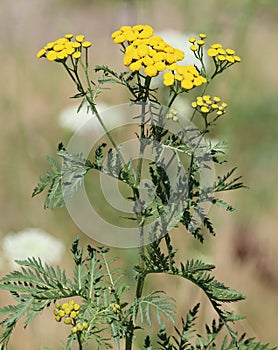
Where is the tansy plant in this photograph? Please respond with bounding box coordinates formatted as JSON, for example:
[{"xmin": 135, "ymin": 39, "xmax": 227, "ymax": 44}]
[{"xmin": 0, "ymin": 25, "xmax": 275, "ymax": 350}]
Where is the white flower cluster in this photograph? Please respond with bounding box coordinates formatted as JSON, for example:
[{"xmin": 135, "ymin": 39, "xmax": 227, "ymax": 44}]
[{"xmin": 2, "ymin": 228, "xmax": 65, "ymax": 269}]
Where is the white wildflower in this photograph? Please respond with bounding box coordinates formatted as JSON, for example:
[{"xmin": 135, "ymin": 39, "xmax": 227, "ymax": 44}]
[{"xmin": 2, "ymin": 228, "xmax": 65, "ymax": 269}]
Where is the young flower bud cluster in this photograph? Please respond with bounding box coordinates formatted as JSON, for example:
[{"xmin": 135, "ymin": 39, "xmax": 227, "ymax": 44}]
[
  {"xmin": 54, "ymin": 300, "xmax": 80, "ymax": 324},
  {"xmin": 166, "ymin": 108, "xmax": 178, "ymax": 122},
  {"xmin": 71, "ymin": 321, "xmax": 89, "ymax": 334},
  {"xmin": 36, "ymin": 34, "xmax": 92, "ymax": 62},
  {"xmin": 54, "ymin": 300, "xmax": 89, "ymax": 334},
  {"xmin": 109, "ymin": 303, "xmax": 121, "ymax": 314},
  {"xmin": 191, "ymin": 95, "xmax": 227, "ymax": 116}
]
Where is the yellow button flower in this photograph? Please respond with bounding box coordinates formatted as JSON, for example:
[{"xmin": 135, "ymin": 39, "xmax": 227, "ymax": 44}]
[
  {"xmin": 190, "ymin": 45, "xmax": 198, "ymax": 51},
  {"xmin": 144, "ymin": 65, "xmax": 158, "ymax": 77},
  {"xmin": 76, "ymin": 35, "xmax": 85, "ymax": 43},
  {"xmin": 181, "ymin": 80, "xmax": 193, "ymax": 90},
  {"xmin": 129, "ymin": 60, "xmax": 142, "ymax": 71},
  {"xmin": 207, "ymin": 48, "xmax": 218, "ymax": 57},
  {"xmin": 163, "ymin": 72, "xmax": 175, "ymax": 86},
  {"xmin": 46, "ymin": 51, "xmax": 57, "ymax": 61},
  {"xmin": 82, "ymin": 41, "xmax": 92, "ymax": 48},
  {"xmin": 72, "ymin": 51, "xmax": 81, "ymax": 59},
  {"xmin": 36, "ymin": 49, "xmax": 46, "ymax": 58}
]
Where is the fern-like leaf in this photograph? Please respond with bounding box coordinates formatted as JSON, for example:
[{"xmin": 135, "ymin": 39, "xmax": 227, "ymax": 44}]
[{"xmin": 131, "ymin": 291, "xmax": 175, "ymax": 327}]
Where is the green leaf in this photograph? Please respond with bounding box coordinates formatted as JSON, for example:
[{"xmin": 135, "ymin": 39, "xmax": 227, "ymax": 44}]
[
  {"xmin": 32, "ymin": 145, "xmax": 93, "ymax": 209},
  {"xmin": 131, "ymin": 291, "xmax": 175, "ymax": 327}
]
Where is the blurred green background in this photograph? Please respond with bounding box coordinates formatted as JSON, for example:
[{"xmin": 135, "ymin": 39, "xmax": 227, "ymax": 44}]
[{"xmin": 0, "ymin": 0, "xmax": 278, "ymax": 348}]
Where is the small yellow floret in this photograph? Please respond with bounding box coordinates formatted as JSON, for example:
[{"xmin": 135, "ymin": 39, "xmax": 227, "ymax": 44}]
[
  {"xmin": 36, "ymin": 49, "xmax": 46, "ymax": 58},
  {"xmin": 144, "ymin": 65, "xmax": 158, "ymax": 77},
  {"xmin": 218, "ymin": 55, "xmax": 226, "ymax": 61},
  {"xmin": 200, "ymin": 106, "xmax": 210, "ymax": 113},
  {"xmin": 82, "ymin": 41, "xmax": 92, "ymax": 48},
  {"xmin": 46, "ymin": 42, "xmax": 54, "ymax": 49},
  {"xmin": 129, "ymin": 60, "xmax": 142, "ymax": 71},
  {"xmin": 190, "ymin": 45, "xmax": 198, "ymax": 51},
  {"xmin": 65, "ymin": 33, "xmax": 73, "ymax": 39},
  {"xmin": 72, "ymin": 42, "xmax": 81, "ymax": 48},
  {"xmin": 70, "ymin": 311, "xmax": 77, "ymax": 319},
  {"xmin": 66, "ymin": 47, "xmax": 75, "ymax": 55},
  {"xmin": 181, "ymin": 80, "xmax": 193, "ymax": 90},
  {"xmin": 46, "ymin": 51, "xmax": 57, "ymax": 61},
  {"xmin": 53, "ymin": 44, "xmax": 64, "ymax": 52},
  {"xmin": 76, "ymin": 35, "xmax": 85, "ymax": 43},
  {"xmin": 82, "ymin": 322, "xmax": 89, "ymax": 329},
  {"xmin": 189, "ymin": 36, "xmax": 196, "ymax": 43},
  {"xmin": 226, "ymin": 48, "xmax": 235, "ymax": 55},
  {"xmin": 226, "ymin": 56, "xmax": 235, "ymax": 63},
  {"xmin": 58, "ymin": 310, "xmax": 65, "ymax": 317},
  {"xmin": 192, "ymin": 102, "xmax": 197, "ymax": 108},
  {"xmin": 56, "ymin": 38, "xmax": 67, "ymax": 45},
  {"xmin": 56, "ymin": 51, "xmax": 67, "ymax": 60},
  {"xmin": 163, "ymin": 72, "xmax": 175, "ymax": 86},
  {"xmin": 211, "ymin": 43, "xmax": 222, "ymax": 49},
  {"xmin": 207, "ymin": 48, "xmax": 217, "ymax": 57},
  {"xmin": 73, "ymin": 303, "xmax": 81, "ymax": 311},
  {"xmin": 64, "ymin": 317, "xmax": 72, "ymax": 325},
  {"xmin": 154, "ymin": 61, "xmax": 166, "ymax": 71},
  {"xmin": 71, "ymin": 326, "xmax": 77, "ymax": 333},
  {"xmin": 72, "ymin": 51, "xmax": 81, "ymax": 59}
]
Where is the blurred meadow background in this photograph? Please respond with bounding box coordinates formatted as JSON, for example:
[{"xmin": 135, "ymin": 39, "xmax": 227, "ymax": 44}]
[{"xmin": 0, "ymin": 0, "xmax": 278, "ymax": 348}]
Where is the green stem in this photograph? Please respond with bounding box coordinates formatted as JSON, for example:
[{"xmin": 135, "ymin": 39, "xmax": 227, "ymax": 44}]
[
  {"xmin": 125, "ymin": 75, "xmax": 153, "ymax": 350},
  {"xmin": 168, "ymin": 90, "xmax": 179, "ymax": 108},
  {"xmin": 77, "ymin": 333, "xmax": 83, "ymax": 350},
  {"xmin": 62, "ymin": 62, "xmax": 80, "ymax": 89}
]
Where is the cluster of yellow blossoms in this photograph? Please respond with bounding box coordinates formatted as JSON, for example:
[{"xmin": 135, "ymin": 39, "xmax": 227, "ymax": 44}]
[
  {"xmin": 112, "ymin": 25, "xmax": 184, "ymax": 78},
  {"xmin": 110, "ymin": 303, "xmax": 121, "ymax": 314},
  {"xmin": 207, "ymin": 44, "xmax": 241, "ymax": 64},
  {"xmin": 191, "ymin": 96, "xmax": 227, "ymax": 115},
  {"xmin": 112, "ymin": 24, "xmax": 154, "ymax": 43},
  {"xmin": 163, "ymin": 65, "xmax": 207, "ymax": 90},
  {"xmin": 112, "ymin": 25, "xmax": 208, "ymax": 91},
  {"xmin": 54, "ymin": 300, "xmax": 88, "ymax": 334},
  {"xmin": 189, "ymin": 33, "xmax": 207, "ymax": 52},
  {"xmin": 166, "ymin": 108, "xmax": 178, "ymax": 122},
  {"xmin": 36, "ymin": 34, "xmax": 91, "ymax": 62}
]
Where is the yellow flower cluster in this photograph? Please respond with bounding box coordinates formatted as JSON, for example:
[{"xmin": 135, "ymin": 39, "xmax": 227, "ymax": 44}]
[
  {"xmin": 191, "ymin": 95, "xmax": 227, "ymax": 115},
  {"xmin": 163, "ymin": 64, "xmax": 207, "ymax": 90},
  {"xmin": 36, "ymin": 34, "xmax": 91, "ymax": 62},
  {"xmin": 189, "ymin": 33, "xmax": 207, "ymax": 52},
  {"xmin": 54, "ymin": 300, "xmax": 80, "ymax": 323},
  {"xmin": 110, "ymin": 303, "xmax": 121, "ymax": 314},
  {"xmin": 166, "ymin": 108, "xmax": 178, "ymax": 121},
  {"xmin": 112, "ymin": 25, "xmax": 154, "ymax": 44},
  {"xmin": 54, "ymin": 300, "xmax": 89, "ymax": 334},
  {"xmin": 112, "ymin": 25, "xmax": 184, "ymax": 77},
  {"xmin": 71, "ymin": 321, "xmax": 89, "ymax": 334},
  {"xmin": 207, "ymin": 44, "xmax": 241, "ymax": 63}
]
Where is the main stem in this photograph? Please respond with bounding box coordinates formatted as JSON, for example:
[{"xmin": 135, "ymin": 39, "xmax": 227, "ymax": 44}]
[{"xmin": 125, "ymin": 77, "xmax": 152, "ymax": 350}]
